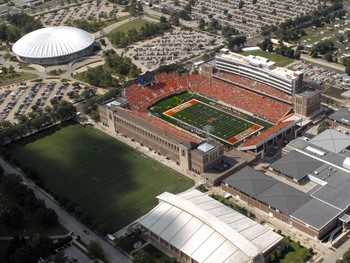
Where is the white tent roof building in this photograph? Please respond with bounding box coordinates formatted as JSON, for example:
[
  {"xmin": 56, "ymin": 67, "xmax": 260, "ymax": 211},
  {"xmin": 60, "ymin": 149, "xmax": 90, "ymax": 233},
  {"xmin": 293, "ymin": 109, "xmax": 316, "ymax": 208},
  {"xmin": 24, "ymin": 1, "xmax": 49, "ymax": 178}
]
[
  {"xmin": 12, "ymin": 26, "xmax": 95, "ymax": 65},
  {"xmin": 139, "ymin": 189, "xmax": 282, "ymax": 263}
]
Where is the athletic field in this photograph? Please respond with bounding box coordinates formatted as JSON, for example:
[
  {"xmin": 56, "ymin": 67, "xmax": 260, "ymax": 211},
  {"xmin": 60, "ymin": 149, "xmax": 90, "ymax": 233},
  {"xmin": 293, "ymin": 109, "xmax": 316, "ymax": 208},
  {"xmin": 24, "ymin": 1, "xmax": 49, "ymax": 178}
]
[
  {"xmin": 164, "ymin": 99, "xmax": 262, "ymax": 144},
  {"xmin": 6, "ymin": 123, "xmax": 193, "ymax": 230}
]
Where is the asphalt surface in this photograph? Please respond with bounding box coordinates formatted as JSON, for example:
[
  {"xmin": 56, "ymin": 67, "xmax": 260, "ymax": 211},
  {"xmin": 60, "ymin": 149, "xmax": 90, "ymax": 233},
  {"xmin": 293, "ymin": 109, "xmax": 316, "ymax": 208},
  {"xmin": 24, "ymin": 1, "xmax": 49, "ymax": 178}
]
[{"xmin": 0, "ymin": 158, "xmax": 132, "ymax": 263}]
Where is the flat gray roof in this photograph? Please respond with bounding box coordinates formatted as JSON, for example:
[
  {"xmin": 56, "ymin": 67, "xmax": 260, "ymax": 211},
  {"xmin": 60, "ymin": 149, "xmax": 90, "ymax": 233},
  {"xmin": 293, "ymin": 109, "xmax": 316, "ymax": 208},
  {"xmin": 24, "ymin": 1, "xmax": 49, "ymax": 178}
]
[
  {"xmin": 287, "ymin": 138, "xmax": 346, "ymax": 168},
  {"xmin": 328, "ymin": 107, "xmax": 350, "ymax": 126},
  {"xmin": 224, "ymin": 167, "xmax": 311, "ymax": 215},
  {"xmin": 223, "ymin": 166, "xmax": 276, "ymax": 197},
  {"xmin": 309, "ymin": 129, "xmax": 350, "ymax": 153},
  {"xmin": 270, "ymin": 151, "xmax": 323, "ymax": 181},
  {"xmin": 257, "ymin": 182, "xmax": 311, "ymax": 215},
  {"xmin": 291, "ymin": 198, "xmax": 341, "ymax": 230},
  {"xmin": 310, "ymin": 165, "xmax": 350, "ymax": 210}
]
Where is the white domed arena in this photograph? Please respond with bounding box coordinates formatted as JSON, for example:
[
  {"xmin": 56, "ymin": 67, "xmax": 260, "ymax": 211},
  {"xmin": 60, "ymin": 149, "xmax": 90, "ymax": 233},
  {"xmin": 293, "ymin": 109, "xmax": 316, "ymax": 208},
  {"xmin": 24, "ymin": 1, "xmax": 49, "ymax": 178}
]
[{"xmin": 12, "ymin": 26, "xmax": 95, "ymax": 65}]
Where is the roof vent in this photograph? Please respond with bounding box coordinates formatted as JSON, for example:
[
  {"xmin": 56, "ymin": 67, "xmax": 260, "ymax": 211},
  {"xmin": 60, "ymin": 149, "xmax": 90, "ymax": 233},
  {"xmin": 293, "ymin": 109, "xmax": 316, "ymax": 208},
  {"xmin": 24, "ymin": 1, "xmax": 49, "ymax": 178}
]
[
  {"xmin": 343, "ymin": 157, "xmax": 350, "ymax": 170},
  {"xmin": 306, "ymin": 146, "xmax": 326, "ymax": 156}
]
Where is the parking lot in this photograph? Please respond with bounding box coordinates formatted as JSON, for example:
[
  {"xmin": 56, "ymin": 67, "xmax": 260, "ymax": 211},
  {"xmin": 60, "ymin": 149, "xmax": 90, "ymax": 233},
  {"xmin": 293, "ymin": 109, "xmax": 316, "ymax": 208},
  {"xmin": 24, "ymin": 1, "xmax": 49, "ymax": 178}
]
[
  {"xmin": 291, "ymin": 61, "xmax": 350, "ymax": 89},
  {"xmin": 0, "ymin": 81, "xmax": 83, "ymax": 122},
  {"xmin": 35, "ymin": 0, "xmax": 129, "ymax": 28},
  {"xmin": 127, "ymin": 28, "xmax": 223, "ymax": 69},
  {"xmin": 52, "ymin": 243, "xmax": 95, "ymax": 263},
  {"xmin": 153, "ymin": 0, "xmax": 320, "ymax": 37}
]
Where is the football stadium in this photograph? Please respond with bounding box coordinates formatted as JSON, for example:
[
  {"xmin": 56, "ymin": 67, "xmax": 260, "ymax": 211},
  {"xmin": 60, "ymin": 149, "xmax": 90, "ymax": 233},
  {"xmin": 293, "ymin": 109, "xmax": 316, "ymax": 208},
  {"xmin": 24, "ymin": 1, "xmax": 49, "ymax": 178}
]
[{"xmin": 99, "ymin": 54, "xmax": 308, "ymax": 184}]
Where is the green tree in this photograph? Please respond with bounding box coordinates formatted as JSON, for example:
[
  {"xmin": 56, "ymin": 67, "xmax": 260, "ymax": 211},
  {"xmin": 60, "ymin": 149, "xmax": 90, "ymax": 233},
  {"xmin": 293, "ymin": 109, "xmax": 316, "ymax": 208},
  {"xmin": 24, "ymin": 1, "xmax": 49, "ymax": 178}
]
[
  {"xmin": 1, "ymin": 206, "xmax": 24, "ymax": 228},
  {"xmin": 54, "ymin": 251, "xmax": 65, "ymax": 263},
  {"xmin": 133, "ymin": 250, "xmax": 152, "ymax": 263},
  {"xmin": 317, "ymin": 121, "xmax": 330, "ymax": 134},
  {"xmin": 346, "ymin": 66, "xmax": 350, "ymax": 76},
  {"xmin": 324, "ymin": 52, "xmax": 333, "ymax": 62},
  {"xmin": 96, "ymin": 223, "xmax": 110, "ymax": 236},
  {"xmin": 87, "ymin": 240, "xmax": 105, "ymax": 260},
  {"xmin": 238, "ymin": 0, "xmax": 244, "ymax": 9},
  {"xmin": 35, "ymin": 208, "xmax": 58, "ymax": 227}
]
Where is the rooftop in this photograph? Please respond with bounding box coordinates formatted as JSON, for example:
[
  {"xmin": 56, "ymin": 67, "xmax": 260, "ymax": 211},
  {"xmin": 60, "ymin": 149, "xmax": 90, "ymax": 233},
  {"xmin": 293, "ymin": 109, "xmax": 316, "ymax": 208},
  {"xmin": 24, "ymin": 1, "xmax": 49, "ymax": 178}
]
[
  {"xmin": 216, "ymin": 51, "xmax": 297, "ymax": 80},
  {"xmin": 139, "ymin": 189, "xmax": 282, "ymax": 263},
  {"xmin": 328, "ymin": 107, "xmax": 350, "ymax": 127},
  {"xmin": 270, "ymin": 151, "xmax": 323, "ymax": 181}
]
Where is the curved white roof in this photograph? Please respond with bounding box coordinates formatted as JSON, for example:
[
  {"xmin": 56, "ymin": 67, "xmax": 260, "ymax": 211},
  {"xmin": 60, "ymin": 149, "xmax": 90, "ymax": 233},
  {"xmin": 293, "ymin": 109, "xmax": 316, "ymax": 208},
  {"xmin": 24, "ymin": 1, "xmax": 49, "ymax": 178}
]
[
  {"xmin": 139, "ymin": 190, "xmax": 282, "ymax": 263},
  {"xmin": 12, "ymin": 26, "xmax": 94, "ymax": 58}
]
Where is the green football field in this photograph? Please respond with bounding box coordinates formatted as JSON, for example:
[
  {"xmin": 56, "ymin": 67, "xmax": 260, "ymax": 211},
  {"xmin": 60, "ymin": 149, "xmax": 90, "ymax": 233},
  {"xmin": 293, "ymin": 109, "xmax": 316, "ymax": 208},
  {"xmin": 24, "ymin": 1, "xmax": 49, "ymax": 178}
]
[
  {"xmin": 165, "ymin": 100, "xmax": 261, "ymax": 144},
  {"xmin": 7, "ymin": 123, "xmax": 193, "ymax": 230}
]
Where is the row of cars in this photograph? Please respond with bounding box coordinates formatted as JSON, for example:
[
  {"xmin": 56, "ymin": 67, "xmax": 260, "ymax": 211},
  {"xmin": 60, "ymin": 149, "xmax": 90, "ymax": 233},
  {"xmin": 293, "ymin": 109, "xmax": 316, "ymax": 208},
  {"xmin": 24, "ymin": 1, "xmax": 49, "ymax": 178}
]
[
  {"xmin": 0, "ymin": 86, "xmax": 27, "ymax": 121},
  {"xmin": 0, "ymin": 82, "xmax": 83, "ymax": 122}
]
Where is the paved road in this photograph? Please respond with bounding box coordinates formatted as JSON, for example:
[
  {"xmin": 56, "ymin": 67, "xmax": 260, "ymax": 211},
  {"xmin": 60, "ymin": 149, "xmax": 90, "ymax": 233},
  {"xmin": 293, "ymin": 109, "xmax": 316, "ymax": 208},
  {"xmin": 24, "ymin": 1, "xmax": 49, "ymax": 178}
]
[
  {"xmin": 0, "ymin": 158, "xmax": 132, "ymax": 263},
  {"xmin": 323, "ymin": 236, "xmax": 350, "ymax": 263}
]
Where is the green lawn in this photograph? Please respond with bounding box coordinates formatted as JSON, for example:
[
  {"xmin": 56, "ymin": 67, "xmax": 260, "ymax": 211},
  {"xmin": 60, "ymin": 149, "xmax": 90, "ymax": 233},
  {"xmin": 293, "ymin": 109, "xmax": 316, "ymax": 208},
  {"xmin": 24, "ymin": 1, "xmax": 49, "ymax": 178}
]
[
  {"xmin": 142, "ymin": 244, "xmax": 172, "ymax": 262},
  {"xmin": 104, "ymin": 14, "xmax": 132, "ymax": 27},
  {"xmin": 110, "ymin": 18, "xmax": 148, "ymax": 34},
  {"xmin": 167, "ymin": 100, "xmax": 261, "ymax": 144},
  {"xmin": 278, "ymin": 237, "xmax": 312, "ymax": 263},
  {"xmin": 6, "ymin": 123, "xmax": 193, "ymax": 230},
  {"xmin": 0, "ymin": 72, "xmax": 38, "ymax": 85},
  {"xmin": 0, "ymin": 182, "xmax": 66, "ymax": 237},
  {"xmin": 239, "ymin": 50, "xmax": 294, "ymax": 67}
]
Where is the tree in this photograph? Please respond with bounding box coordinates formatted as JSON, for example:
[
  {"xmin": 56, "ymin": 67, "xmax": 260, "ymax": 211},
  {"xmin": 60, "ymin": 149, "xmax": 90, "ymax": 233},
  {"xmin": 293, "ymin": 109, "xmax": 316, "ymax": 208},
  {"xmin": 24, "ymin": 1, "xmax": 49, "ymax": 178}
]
[
  {"xmin": 0, "ymin": 164, "xmax": 4, "ymax": 177},
  {"xmin": 133, "ymin": 250, "xmax": 152, "ymax": 263},
  {"xmin": 96, "ymin": 223, "xmax": 110, "ymax": 236},
  {"xmin": 317, "ymin": 121, "xmax": 330, "ymax": 134},
  {"xmin": 35, "ymin": 208, "xmax": 58, "ymax": 227},
  {"xmin": 87, "ymin": 240, "xmax": 105, "ymax": 260},
  {"xmin": 160, "ymin": 16, "xmax": 167, "ymax": 23},
  {"xmin": 238, "ymin": 0, "xmax": 244, "ymax": 9},
  {"xmin": 1, "ymin": 206, "xmax": 24, "ymax": 228},
  {"xmin": 337, "ymin": 248, "xmax": 350, "ymax": 263},
  {"xmin": 324, "ymin": 52, "xmax": 333, "ymax": 62},
  {"xmin": 346, "ymin": 66, "xmax": 350, "ymax": 76},
  {"xmin": 54, "ymin": 252, "xmax": 65, "ymax": 263},
  {"xmin": 198, "ymin": 18, "xmax": 205, "ymax": 30},
  {"xmin": 99, "ymin": 38, "xmax": 106, "ymax": 46}
]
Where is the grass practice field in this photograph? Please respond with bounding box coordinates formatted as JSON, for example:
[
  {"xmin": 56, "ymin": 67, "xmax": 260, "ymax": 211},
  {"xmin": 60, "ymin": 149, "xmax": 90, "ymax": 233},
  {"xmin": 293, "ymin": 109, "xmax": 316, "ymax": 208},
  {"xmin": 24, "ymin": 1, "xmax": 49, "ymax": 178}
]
[
  {"xmin": 6, "ymin": 123, "xmax": 193, "ymax": 230},
  {"xmin": 164, "ymin": 99, "xmax": 261, "ymax": 144}
]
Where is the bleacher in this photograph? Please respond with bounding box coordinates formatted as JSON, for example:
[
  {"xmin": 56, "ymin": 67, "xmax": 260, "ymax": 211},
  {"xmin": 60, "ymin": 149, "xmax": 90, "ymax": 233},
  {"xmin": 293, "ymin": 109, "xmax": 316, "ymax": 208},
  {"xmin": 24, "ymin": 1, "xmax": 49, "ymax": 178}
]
[
  {"xmin": 125, "ymin": 72, "xmax": 292, "ymax": 124},
  {"xmin": 214, "ymin": 71, "xmax": 293, "ymax": 103},
  {"xmin": 241, "ymin": 121, "xmax": 295, "ymax": 148}
]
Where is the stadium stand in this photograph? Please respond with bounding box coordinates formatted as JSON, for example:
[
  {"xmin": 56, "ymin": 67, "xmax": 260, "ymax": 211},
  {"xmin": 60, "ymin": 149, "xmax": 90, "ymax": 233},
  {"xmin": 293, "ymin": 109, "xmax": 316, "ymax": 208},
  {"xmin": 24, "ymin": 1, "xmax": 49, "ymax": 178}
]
[
  {"xmin": 127, "ymin": 108, "xmax": 203, "ymax": 144},
  {"xmin": 125, "ymin": 72, "xmax": 292, "ymax": 123},
  {"xmin": 214, "ymin": 71, "xmax": 293, "ymax": 103},
  {"xmin": 241, "ymin": 121, "xmax": 295, "ymax": 147}
]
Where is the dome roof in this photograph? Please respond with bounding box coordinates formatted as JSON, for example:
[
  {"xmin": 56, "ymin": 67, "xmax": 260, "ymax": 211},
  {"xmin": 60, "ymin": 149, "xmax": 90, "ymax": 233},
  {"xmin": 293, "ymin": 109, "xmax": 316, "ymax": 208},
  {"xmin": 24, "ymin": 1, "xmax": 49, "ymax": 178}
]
[{"xmin": 12, "ymin": 26, "xmax": 95, "ymax": 59}]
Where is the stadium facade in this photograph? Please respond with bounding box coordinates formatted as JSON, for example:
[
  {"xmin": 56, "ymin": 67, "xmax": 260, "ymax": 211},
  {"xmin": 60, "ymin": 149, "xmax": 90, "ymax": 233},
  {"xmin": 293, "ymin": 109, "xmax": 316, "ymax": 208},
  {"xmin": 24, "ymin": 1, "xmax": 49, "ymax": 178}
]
[
  {"xmin": 99, "ymin": 103, "xmax": 226, "ymax": 174},
  {"xmin": 213, "ymin": 49, "xmax": 304, "ymax": 95},
  {"xmin": 12, "ymin": 26, "xmax": 95, "ymax": 65},
  {"xmin": 139, "ymin": 189, "xmax": 283, "ymax": 263},
  {"xmin": 224, "ymin": 129, "xmax": 350, "ymax": 240}
]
